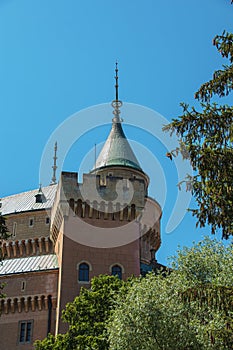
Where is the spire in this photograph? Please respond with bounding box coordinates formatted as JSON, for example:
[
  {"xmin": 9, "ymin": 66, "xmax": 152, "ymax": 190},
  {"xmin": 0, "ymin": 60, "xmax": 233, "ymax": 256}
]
[
  {"xmin": 92, "ymin": 63, "xmax": 142, "ymax": 173},
  {"xmin": 50, "ymin": 142, "xmax": 58, "ymax": 185},
  {"xmin": 111, "ymin": 61, "xmax": 123, "ymax": 123}
]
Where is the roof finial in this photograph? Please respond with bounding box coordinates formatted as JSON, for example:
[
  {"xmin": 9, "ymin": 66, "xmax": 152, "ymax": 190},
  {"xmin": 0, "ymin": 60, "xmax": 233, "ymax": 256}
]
[
  {"xmin": 50, "ymin": 142, "xmax": 58, "ymax": 185},
  {"xmin": 112, "ymin": 61, "xmax": 123, "ymax": 123},
  {"xmin": 115, "ymin": 61, "xmax": 119, "ymax": 101}
]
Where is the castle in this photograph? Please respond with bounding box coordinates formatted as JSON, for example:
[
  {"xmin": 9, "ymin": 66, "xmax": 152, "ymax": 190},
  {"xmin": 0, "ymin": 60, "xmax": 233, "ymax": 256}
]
[{"xmin": 0, "ymin": 66, "xmax": 162, "ymax": 349}]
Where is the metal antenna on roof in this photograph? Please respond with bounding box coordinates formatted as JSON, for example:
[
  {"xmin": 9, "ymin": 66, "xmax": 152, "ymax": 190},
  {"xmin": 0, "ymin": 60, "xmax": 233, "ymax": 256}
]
[
  {"xmin": 112, "ymin": 61, "xmax": 123, "ymax": 123},
  {"xmin": 50, "ymin": 142, "xmax": 58, "ymax": 185}
]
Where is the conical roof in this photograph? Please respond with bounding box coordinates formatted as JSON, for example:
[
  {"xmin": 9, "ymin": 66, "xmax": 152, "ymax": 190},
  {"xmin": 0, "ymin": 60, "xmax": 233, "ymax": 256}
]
[{"xmin": 94, "ymin": 120, "xmax": 142, "ymax": 171}]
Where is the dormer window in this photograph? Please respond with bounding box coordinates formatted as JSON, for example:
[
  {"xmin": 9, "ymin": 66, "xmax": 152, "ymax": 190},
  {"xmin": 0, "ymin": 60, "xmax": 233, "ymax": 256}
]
[{"xmin": 35, "ymin": 185, "xmax": 46, "ymax": 203}]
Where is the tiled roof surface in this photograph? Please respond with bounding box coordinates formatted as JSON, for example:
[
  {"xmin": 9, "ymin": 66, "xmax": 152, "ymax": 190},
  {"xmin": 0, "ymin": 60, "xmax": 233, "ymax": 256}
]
[
  {"xmin": 94, "ymin": 122, "xmax": 142, "ymax": 171},
  {"xmin": 0, "ymin": 184, "xmax": 57, "ymax": 215},
  {"xmin": 0, "ymin": 254, "xmax": 58, "ymax": 275}
]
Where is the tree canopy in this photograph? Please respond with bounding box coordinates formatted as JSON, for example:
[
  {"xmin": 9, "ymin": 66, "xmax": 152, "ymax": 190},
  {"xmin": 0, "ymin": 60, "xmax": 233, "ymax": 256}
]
[
  {"xmin": 108, "ymin": 237, "xmax": 233, "ymax": 350},
  {"xmin": 0, "ymin": 213, "xmax": 9, "ymax": 242},
  {"xmin": 34, "ymin": 275, "xmax": 126, "ymax": 350},
  {"xmin": 163, "ymin": 31, "xmax": 233, "ymax": 238},
  {"xmin": 34, "ymin": 240, "xmax": 233, "ymax": 350}
]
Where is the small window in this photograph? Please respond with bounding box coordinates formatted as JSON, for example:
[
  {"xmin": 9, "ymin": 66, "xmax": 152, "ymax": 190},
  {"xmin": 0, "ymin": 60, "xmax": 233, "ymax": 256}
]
[
  {"xmin": 21, "ymin": 280, "xmax": 26, "ymax": 292},
  {"xmin": 12, "ymin": 222, "xmax": 17, "ymax": 238},
  {"xmin": 78, "ymin": 263, "xmax": 89, "ymax": 282},
  {"xmin": 18, "ymin": 320, "xmax": 33, "ymax": 344},
  {"xmin": 111, "ymin": 265, "xmax": 122, "ymax": 279},
  {"xmin": 100, "ymin": 175, "xmax": 106, "ymax": 187},
  {"xmin": 29, "ymin": 218, "xmax": 34, "ymax": 227},
  {"xmin": 45, "ymin": 217, "xmax": 50, "ymax": 225}
]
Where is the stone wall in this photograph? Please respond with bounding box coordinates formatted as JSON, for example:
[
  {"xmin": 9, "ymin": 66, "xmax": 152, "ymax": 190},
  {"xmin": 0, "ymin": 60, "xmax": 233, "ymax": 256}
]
[{"xmin": 5, "ymin": 210, "xmax": 51, "ymax": 241}]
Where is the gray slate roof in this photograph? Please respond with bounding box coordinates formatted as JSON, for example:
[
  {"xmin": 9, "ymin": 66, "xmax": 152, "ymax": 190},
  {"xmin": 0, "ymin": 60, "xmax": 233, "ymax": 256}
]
[
  {"xmin": 94, "ymin": 122, "xmax": 142, "ymax": 171},
  {"xmin": 0, "ymin": 254, "xmax": 58, "ymax": 275},
  {"xmin": 0, "ymin": 184, "xmax": 57, "ymax": 215}
]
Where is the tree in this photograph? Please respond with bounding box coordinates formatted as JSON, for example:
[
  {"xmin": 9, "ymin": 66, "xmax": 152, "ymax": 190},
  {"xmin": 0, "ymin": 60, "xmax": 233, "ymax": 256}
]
[
  {"xmin": 163, "ymin": 30, "xmax": 233, "ymax": 238},
  {"xmin": 34, "ymin": 275, "xmax": 126, "ymax": 350},
  {"xmin": 108, "ymin": 237, "xmax": 233, "ymax": 350},
  {"xmin": 0, "ymin": 212, "xmax": 9, "ymax": 300}
]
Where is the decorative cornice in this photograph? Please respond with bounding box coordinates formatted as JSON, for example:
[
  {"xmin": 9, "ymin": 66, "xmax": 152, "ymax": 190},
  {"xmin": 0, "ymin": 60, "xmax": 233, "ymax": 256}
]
[
  {"xmin": 0, "ymin": 236, "xmax": 54, "ymax": 259},
  {"xmin": 0, "ymin": 294, "xmax": 57, "ymax": 314}
]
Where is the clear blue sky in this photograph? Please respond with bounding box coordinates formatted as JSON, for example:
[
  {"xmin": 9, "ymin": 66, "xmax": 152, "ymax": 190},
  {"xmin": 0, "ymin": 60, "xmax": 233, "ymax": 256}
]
[{"xmin": 0, "ymin": 0, "xmax": 232, "ymax": 264}]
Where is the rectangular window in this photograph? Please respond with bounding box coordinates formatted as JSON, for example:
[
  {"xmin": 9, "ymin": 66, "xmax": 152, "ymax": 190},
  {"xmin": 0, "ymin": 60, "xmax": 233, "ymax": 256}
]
[
  {"xmin": 45, "ymin": 217, "xmax": 50, "ymax": 225},
  {"xmin": 18, "ymin": 320, "xmax": 33, "ymax": 344}
]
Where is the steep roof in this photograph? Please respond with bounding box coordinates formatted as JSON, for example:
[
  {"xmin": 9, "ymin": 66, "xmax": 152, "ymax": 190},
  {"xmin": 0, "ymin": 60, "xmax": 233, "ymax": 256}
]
[
  {"xmin": 94, "ymin": 121, "xmax": 142, "ymax": 171},
  {"xmin": 0, "ymin": 184, "xmax": 57, "ymax": 215}
]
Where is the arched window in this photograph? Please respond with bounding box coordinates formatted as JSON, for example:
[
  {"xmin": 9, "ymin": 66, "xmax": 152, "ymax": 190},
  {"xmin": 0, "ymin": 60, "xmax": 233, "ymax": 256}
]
[
  {"xmin": 78, "ymin": 263, "xmax": 89, "ymax": 282},
  {"xmin": 111, "ymin": 265, "xmax": 122, "ymax": 280}
]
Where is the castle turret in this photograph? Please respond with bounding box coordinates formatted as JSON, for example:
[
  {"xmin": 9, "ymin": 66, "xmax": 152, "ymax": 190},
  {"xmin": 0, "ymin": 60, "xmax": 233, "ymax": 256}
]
[{"xmin": 50, "ymin": 64, "xmax": 162, "ymax": 334}]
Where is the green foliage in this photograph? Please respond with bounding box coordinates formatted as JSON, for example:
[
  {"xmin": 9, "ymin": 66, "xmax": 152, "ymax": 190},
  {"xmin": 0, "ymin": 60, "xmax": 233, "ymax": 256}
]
[
  {"xmin": 0, "ymin": 214, "xmax": 9, "ymax": 241},
  {"xmin": 34, "ymin": 275, "xmax": 126, "ymax": 350},
  {"xmin": 0, "ymin": 283, "xmax": 6, "ymax": 302},
  {"xmin": 0, "ymin": 213, "xmax": 10, "ymax": 303},
  {"xmin": 195, "ymin": 31, "xmax": 233, "ymax": 101},
  {"xmin": 108, "ymin": 237, "xmax": 233, "ymax": 350},
  {"xmin": 163, "ymin": 31, "xmax": 233, "ymax": 238}
]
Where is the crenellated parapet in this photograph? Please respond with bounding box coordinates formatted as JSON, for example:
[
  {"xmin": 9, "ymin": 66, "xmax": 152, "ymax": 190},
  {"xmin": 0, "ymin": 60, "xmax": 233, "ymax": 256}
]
[
  {"xmin": 50, "ymin": 172, "xmax": 162, "ymax": 255},
  {"xmin": 50, "ymin": 171, "xmax": 147, "ymax": 243}
]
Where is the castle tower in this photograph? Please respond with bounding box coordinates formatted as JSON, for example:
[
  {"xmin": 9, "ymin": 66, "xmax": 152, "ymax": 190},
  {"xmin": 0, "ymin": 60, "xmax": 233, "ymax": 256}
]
[
  {"xmin": 51, "ymin": 64, "xmax": 162, "ymax": 333},
  {"xmin": 0, "ymin": 66, "xmax": 162, "ymax": 348}
]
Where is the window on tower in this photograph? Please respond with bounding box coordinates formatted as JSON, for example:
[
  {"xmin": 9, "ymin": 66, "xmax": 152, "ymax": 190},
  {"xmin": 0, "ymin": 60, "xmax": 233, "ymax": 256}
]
[
  {"xmin": 78, "ymin": 263, "xmax": 89, "ymax": 282},
  {"xmin": 111, "ymin": 265, "xmax": 122, "ymax": 280},
  {"xmin": 18, "ymin": 320, "xmax": 33, "ymax": 344}
]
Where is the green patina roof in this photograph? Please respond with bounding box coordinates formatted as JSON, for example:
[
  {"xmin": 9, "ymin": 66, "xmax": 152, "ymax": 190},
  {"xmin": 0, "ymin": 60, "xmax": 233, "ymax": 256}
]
[{"xmin": 94, "ymin": 121, "xmax": 142, "ymax": 171}]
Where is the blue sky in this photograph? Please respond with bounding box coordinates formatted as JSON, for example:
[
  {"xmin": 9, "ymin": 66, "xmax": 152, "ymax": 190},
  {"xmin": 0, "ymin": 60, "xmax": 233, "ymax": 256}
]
[{"xmin": 0, "ymin": 1, "xmax": 232, "ymax": 264}]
